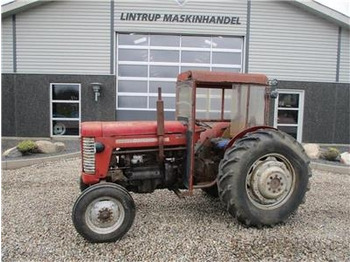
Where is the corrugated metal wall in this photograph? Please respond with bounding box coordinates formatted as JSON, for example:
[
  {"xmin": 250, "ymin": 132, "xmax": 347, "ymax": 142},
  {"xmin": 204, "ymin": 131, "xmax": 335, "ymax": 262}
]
[
  {"xmin": 2, "ymin": 0, "xmax": 348, "ymax": 83},
  {"xmin": 339, "ymin": 29, "xmax": 350, "ymax": 83},
  {"xmin": 249, "ymin": 1, "xmax": 339, "ymax": 82},
  {"xmin": 15, "ymin": 1, "xmax": 110, "ymax": 74},
  {"xmin": 114, "ymin": 0, "xmax": 247, "ymax": 35},
  {"xmin": 1, "ymin": 17, "xmax": 13, "ymax": 73}
]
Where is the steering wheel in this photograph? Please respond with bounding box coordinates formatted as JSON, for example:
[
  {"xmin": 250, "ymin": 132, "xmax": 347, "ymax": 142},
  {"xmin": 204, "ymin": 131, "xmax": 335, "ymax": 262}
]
[{"xmin": 195, "ymin": 120, "xmax": 212, "ymax": 129}]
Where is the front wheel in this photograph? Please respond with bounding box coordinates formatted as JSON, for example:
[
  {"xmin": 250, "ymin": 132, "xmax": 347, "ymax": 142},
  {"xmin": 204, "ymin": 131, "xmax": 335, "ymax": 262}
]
[
  {"xmin": 72, "ymin": 183, "xmax": 135, "ymax": 243},
  {"xmin": 218, "ymin": 129, "xmax": 311, "ymax": 227}
]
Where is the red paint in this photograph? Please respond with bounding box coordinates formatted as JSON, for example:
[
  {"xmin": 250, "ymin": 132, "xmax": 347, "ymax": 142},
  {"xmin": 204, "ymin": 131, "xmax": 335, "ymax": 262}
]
[
  {"xmin": 225, "ymin": 126, "xmax": 277, "ymax": 150},
  {"xmin": 177, "ymin": 70, "xmax": 269, "ymax": 86},
  {"xmin": 199, "ymin": 122, "xmax": 230, "ymax": 143},
  {"xmin": 81, "ymin": 121, "xmax": 187, "ymax": 137}
]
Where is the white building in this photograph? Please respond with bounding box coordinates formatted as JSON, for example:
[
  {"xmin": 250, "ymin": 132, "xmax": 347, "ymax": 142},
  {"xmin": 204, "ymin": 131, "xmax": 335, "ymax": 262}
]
[{"xmin": 1, "ymin": 0, "xmax": 349, "ymax": 143}]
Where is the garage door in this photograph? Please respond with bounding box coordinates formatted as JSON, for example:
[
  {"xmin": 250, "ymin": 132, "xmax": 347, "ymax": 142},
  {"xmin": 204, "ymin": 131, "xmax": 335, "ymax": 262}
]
[{"xmin": 116, "ymin": 33, "xmax": 244, "ymax": 120}]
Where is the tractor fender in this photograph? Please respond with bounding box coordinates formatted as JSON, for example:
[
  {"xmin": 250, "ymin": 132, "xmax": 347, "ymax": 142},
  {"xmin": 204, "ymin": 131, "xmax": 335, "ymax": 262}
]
[{"xmin": 224, "ymin": 126, "xmax": 277, "ymax": 150}]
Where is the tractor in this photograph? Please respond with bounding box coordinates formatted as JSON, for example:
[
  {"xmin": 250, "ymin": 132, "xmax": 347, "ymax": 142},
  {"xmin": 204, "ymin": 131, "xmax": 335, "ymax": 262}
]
[{"xmin": 72, "ymin": 71, "xmax": 311, "ymax": 243}]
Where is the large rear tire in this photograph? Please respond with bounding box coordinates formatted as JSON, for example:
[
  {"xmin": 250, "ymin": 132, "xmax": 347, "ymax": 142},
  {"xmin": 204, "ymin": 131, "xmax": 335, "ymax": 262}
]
[
  {"xmin": 218, "ymin": 129, "xmax": 311, "ymax": 227},
  {"xmin": 72, "ymin": 183, "xmax": 135, "ymax": 243}
]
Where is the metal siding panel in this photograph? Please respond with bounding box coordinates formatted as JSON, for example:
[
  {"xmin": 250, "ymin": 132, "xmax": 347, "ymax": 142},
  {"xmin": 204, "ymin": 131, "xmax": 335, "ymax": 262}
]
[
  {"xmin": 2, "ymin": 18, "xmax": 13, "ymax": 73},
  {"xmin": 339, "ymin": 29, "xmax": 350, "ymax": 83},
  {"xmin": 114, "ymin": 0, "xmax": 247, "ymax": 36},
  {"xmin": 249, "ymin": 1, "xmax": 338, "ymax": 82},
  {"xmin": 16, "ymin": 1, "xmax": 110, "ymax": 74}
]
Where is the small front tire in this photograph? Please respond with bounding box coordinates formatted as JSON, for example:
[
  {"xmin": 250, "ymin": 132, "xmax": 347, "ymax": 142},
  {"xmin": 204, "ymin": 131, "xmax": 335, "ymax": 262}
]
[{"xmin": 72, "ymin": 183, "xmax": 135, "ymax": 243}]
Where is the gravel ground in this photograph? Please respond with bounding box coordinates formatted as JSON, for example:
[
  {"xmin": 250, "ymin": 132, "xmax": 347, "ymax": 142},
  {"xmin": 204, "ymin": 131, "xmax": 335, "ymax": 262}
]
[{"xmin": 2, "ymin": 158, "xmax": 350, "ymax": 261}]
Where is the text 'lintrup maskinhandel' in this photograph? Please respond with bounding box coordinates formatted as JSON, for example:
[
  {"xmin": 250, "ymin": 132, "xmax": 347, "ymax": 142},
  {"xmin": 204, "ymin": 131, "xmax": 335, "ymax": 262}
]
[{"xmin": 120, "ymin": 13, "xmax": 241, "ymax": 25}]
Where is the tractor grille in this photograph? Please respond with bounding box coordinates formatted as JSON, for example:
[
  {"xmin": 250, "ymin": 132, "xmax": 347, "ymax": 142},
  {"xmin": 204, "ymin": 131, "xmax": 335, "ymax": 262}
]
[{"xmin": 82, "ymin": 137, "xmax": 95, "ymax": 174}]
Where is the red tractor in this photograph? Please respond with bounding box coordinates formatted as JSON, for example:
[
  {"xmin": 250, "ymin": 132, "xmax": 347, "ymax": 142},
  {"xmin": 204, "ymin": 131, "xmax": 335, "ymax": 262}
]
[{"xmin": 72, "ymin": 71, "xmax": 311, "ymax": 243}]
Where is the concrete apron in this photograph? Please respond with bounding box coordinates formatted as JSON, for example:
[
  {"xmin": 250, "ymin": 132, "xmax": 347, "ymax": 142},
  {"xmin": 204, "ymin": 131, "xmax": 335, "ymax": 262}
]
[{"xmin": 310, "ymin": 162, "xmax": 350, "ymax": 175}]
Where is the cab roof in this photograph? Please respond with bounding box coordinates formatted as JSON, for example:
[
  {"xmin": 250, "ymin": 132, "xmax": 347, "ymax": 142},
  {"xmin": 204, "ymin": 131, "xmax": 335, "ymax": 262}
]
[{"xmin": 177, "ymin": 71, "xmax": 269, "ymax": 87}]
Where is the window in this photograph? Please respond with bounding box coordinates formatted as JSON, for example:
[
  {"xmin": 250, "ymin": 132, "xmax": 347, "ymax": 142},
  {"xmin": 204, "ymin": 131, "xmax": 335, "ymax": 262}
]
[
  {"xmin": 116, "ymin": 33, "xmax": 243, "ymax": 120},
  {"xmin": 50, "ymin": 83, "xmax": 81, "ymax": 136},
  {"xmin": 274, "ymin": 90, "xmax": 304, "ymax": 142}
]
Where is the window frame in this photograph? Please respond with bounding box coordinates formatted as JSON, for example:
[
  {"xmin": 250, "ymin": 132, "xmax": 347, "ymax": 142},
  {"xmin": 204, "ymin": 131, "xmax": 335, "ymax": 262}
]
[
  {"xmin": 116, "ymin": 33, "xmax": 244, "ymax": 116},
  {"xmin": 273, "ymin": 89, "xmax": 305, "ymax": 142},
  {"xmin": 50, "ymin": 83, "xmax": 81, "ymax": 137}
]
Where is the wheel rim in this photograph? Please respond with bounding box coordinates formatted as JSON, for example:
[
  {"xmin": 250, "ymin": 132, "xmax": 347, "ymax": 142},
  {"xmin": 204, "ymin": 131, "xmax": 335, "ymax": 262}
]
[
  {"xmin": 53, "ymin": 123, "xmax": 66, "ymax": 135},
  {"xmin": 245, "ymin": 153, "xmax": 296, "ymax": 210},
  {"xmin": 85, "ymin": 197, "xmax": 125, "ymax": 234}
]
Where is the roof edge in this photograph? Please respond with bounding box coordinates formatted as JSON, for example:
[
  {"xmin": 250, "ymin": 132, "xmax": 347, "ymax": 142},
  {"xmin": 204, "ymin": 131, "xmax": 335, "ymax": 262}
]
[
  {"xmin": 290, "ymin": 0, "xmax": 350, "ymax": 29},
  {"xmin": 2, "ymin": 0, "xmax": 53, "ymax": 18},
  {"xmin": 2, "ymin": 0, "xmax": 349, "ymax": 29}
]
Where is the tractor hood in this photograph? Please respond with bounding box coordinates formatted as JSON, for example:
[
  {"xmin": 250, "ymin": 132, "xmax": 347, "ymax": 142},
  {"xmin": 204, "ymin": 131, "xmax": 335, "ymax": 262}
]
[{"xmin": 81, "ymin": 121, "xmax": 187, "ymax": 137}]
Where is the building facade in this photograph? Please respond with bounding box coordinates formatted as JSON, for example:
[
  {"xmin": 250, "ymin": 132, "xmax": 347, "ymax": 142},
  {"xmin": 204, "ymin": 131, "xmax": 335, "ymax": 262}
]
[{"xmin": 2, "ymin": 0, "xmax": 349, "ymax": 143}]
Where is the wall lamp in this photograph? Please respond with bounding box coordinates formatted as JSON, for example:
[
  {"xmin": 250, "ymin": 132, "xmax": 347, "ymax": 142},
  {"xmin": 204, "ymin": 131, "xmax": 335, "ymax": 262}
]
[{"xmin": 91, "ymin": 82, "xmax": 102, "ymax": 102}]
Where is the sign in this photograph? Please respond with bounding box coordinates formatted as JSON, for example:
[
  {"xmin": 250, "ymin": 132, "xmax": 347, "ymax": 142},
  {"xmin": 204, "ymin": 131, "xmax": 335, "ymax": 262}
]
[{"xmin": 120, "ymin": 12, "xmax": 241, "ymax": 25}]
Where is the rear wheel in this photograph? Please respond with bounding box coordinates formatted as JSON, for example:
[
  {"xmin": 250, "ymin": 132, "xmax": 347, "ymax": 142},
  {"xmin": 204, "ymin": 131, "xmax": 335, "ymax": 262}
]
[
  {"xmin": 218, "ymin": 129, "xmax": 311, "ymax": 227},
  {"xmin": 72, "ymin": 183, "xmax": 135, "ymax": 243}
]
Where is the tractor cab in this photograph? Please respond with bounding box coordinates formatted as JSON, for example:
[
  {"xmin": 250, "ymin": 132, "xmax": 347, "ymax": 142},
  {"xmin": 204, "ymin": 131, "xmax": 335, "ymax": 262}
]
[{"xmin": 175, "ymin": 71, "xmax": 273, "ymax": 191}]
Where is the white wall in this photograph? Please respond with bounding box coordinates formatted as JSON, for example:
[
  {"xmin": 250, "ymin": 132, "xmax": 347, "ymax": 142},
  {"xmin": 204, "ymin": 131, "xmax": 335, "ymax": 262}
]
[
  {"xmin": 249, "ymin": 1, "xmax": 339, "ymax": 82},
  {"xmin": 339, "ymin": 29, "xmax": 350, "ymax": 83},
  {"xmin": 114, "ymin": 0, "xmax": 247, "ymax": 35},
  {"xmin": 15, "ymin": 0, "xmax": 110, "ymax": 74},
  {"xmin": 2, "ymin": 17, "xmax": 13, "ymax": 73}
]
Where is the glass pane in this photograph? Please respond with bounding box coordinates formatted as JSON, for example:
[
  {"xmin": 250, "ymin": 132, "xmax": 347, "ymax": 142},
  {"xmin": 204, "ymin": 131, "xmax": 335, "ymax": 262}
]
[
  {"xmin": 195, "ymin": 88, "xmax": 223, "ymax": 120},
  {"xmin": 117, "ymin": 110, "xmax": 175, "ymax": 121},
  {"xmin": 181, "ymin": 66, "xmax": 210, "ymax": 72},
  {"xmin": 278, "ymin": 110, "xmax": 298, "ymax": 124},
  {"xmin": 177, "ymin": 83, "xmax": 192, "ymax": 120},
  {"xmin": 52, "ymin": 120, "xmax": 79, "ymax": 136},
  {"xmin": 118, "ymin": 65, "xmax": 148, "ymax": 77},
  {"xmin": 212, "ymin": 67, "xmax": 241, "ymax": 72},
  {"xmin": 248, "ymin": 86, "xmax": 266, "ymax": 127},
  {"xmin": 231, "ymin": 84, "xmax": 248, "ymax": 135},
  {"xmin": 149, "ymin": 81, "xmax": 176, "ymax": 94},
  {"xmin": 150, "ymin": 50, "xmax": 179, "ymax": 62},
  {"xmin": 224, "ymin": 89, "xmax": 233, "ymax": 112},
  {"xmin": 149, "ymin": 96, "xmax": 175, "ymax": 109},
  {"xmin": 196, "ymin": 97, "xmax": 208, "ymax": 110},
  {"xmin": 118, "ymin": 80, "xmax": 147, "ymax": 93},
  {"xmin": 196, "ymin": 111, "xmax": 222, "ymax": 120},
  {"xmin": 212, "ymin": 36, "xmax": 242, "ymax": 49},
  {"xmin": 212, "ymin": 52, "xmax": 241, "ymax": 65},
  {"xmin": 210, "ymin": 98, "xmax": 221, "ymax": 111},
  {"xmin": 118, "ymin": 96, "xmax": 147, "ymax": 108},
  {"xmin": 52, "ymin": 84, "xmax": 79, "ymax": 101},
  {"xmin": 181, "ymin": 51, "xmax": 210, "ymax": 63},
  {"xmin": 182, "ymin": 36, "xmax": 211, "ymax": 48},
  {"xmin": 150, "ymin": 66, "xmax": 178, "ymax": 78},
  {"xmin": 118, "ymin": 49, "xmax": 148, "ymax": 62},
  {"xmin": 150, "ymin": 35, "xmax": 180, "ymax": 46},
  {"xmin": 52, "ymin": 103, "xmax": 79, "ymax": 118},
  {"xmin": 278, "ymin": 126, "xmax": 297, "ymax": 139},
  {"xmin": 119, "ymin": 34, "xmax": 148, "ymax": 45},
  {"xmin": 278, "ymin": 94, "xmax": 299, "ymax": 108}
]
